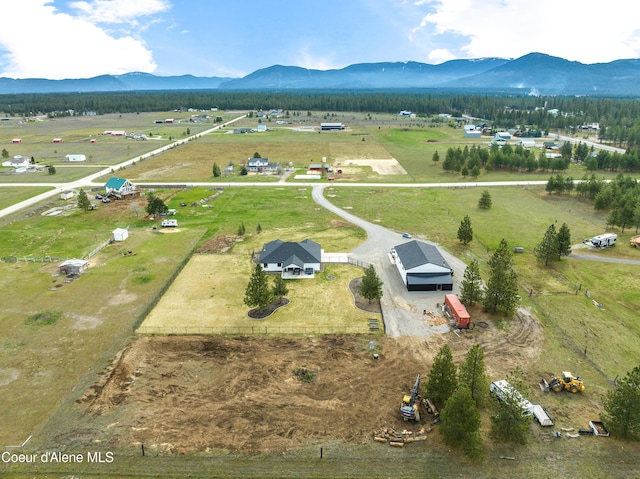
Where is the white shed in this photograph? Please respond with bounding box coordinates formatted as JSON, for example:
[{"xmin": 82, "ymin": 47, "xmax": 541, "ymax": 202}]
[
  {"xmin": 60, "ymin": 190, "xmax": 74, "ymax": 200},
  {"xmin": 113, "ymin": 228, "xmax": 129, "ymax": 241},
  {"xmin": 66, "ymin": 154, "xmax": 87, "ymax": 162}
]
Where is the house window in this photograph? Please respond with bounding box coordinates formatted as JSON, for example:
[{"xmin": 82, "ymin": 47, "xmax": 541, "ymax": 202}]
[
  {"xmin": 263, "ymin": 263, "xmax": 268, "ymax": 268},
  {"xmin": 277, "ymin": 263, "xmax": 282, "ymax": 267}
]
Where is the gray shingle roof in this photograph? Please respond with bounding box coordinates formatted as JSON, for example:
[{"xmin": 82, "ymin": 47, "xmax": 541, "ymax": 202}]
[
  {"xmin": 394, "ymin": 240, "xmax": 451, "ymax": 271},
  {"xmin": 259, "ymin": 239, "xmax": 321, "ymax": 264}
]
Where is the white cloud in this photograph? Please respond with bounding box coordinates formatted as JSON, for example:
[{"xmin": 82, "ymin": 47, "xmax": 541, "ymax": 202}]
[
  {"xmin": 68, "ymin": 0, "xmax": 170, "ymax": 25},
  {"xmin": 0, "ymin": 1, "xmax": 161, "ymax": 79},
  {"xmin": 295, "ymin": 45, "xmax": 340, "ymax": 71},
  {"xmin": 428, "ymin": 48, "xmax": 456, "ymax": 64},
  {"xmin": 414, "ymin": 0, "xmax": 640, "ymax": 63}
]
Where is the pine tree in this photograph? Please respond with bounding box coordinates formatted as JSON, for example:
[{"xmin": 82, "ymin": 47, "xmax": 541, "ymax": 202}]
[
  {"xmin": 256, "ymin": 223, "xmax": 262, "ymax": 234},
  {"xmin": 48, "ymin": 165, "xmax": 56, "ymax": 175},
  {"xmin": 459, "ymin": 344, "xmax": 489, "ymax": 407},
  {"xmin": 146, "ymin": 192, "xmax": 168, "ymax": 217},
  {"xmin": 534, "ymin": 224, "xmax": 558, "ymax": 266},
  {"xmin": 213, "ymin": 162, "xmax": 221, "ymax": 177},
  {"xmin": 490, "ymin": 366, "xmax": 532, "ymax": 444},
  {"xmin": 426, "ymin": 344, "xmax": 458, "ymax": 409},
  {"xmin": 439, "ymin": 384, "xmax": 484, "ymax": 459},
  {"xmin": 360, "ymin": 264, "xmax": 383, "ymax": 304},
  {"xmin": 432, "ymin": 150, "xmax": 440, "ymax": 163},
  {"xmin": 457, "ymin": 215, "xmax": 473, "ymax": 244},
  {"xmin": 478, "ymin": 190, "xmax": 492, "ymax": 209},
  {"xmin": 240, "ymin": 166, "xmax": 248, "ymax": 176},
  {"xmin": 76, "ymin": 189, "xmax": 91, "ymax": 212},
  {"xmin": 244, "ymin": 264, "xmax": 274, "ymax": 312},
  {"xmin": 601, "ymin": 365, "xmax": 640, "ymax": 440},
  {"xmin": 460, "ymin": 259, "xmax": 483, "ymax": 306},
  {"xmin": 483, "ymin": 239, "xmax": 519, "ymax": 316},
  {"xmin": 557, "ymin": 222, "xmax": 572, "ymax": 258},
  {"xmin": 272, "ymin": 275, "xmax": 289, "ymax": 305}
]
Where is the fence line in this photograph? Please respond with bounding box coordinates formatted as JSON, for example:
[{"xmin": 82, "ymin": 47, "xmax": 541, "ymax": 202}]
[
  {"xmin": 83, "ymin": 238, "xmax": 112, "ymax": 260},
  {"xmin": 136, "ymin": 325, "xmax": 380, "ymax": 336},
  {"xmin": 0, "ymin": 256, "xmax": 64, "ymax": 263}
]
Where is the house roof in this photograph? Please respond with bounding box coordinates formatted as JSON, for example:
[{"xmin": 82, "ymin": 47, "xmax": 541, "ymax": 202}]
[
  {"xmin": 248, "ymin": 158, "xmax": 269, "ymax": 166},
  {"xmin": 104, "ymin": 177, "xmax": 128, "ymax": 189},
  {"xmin": 259, "ymin": 239, "xmax": 321, "ymax": 264},
  {"xmin": 394, "ymin": 240, "xmax": 451, "ymax": 272}
]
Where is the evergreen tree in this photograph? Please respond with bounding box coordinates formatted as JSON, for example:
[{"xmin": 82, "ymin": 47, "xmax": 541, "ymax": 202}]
[
  {"xmin": 76, "ymin": 189, "xmax": 91, "ymax": 212},
  {"xmin": 272, "ymin": 275, "xmax": 289, "ymax": 304},
  {"xmin": 483, "ymin": 239, "xmax": 519, "ymax": 316},
  {"xmin": 439, "ymin": 384, "xmax": 484, "ymax": 459},
  {"xmin": 432, "ymin": 150, "xmax": 440, "ymax": 163},
  {"xmin": 459, "ymin": 344, "xmax": 489, "ymax": 407},
  {"xmin": 145, "ymin": 192, "xmax": 168, "ymax": 217},
  {"xmin": 48, "ymin": 165, "xmax": 56, "ymax": 175},
  {"xmin": 426, "ymin": 344, "xmax": 458, "ymax": 409},
  {"xmin": 256, "ymin": 223, "xmax": 262, "ymax": 234},
  {"xmin": 244, "ymin": 264, "xmax": 274, "ymax": 312},
  {"xmin": 534, "ymin": 224, "xmax": 558, "ymax": 266},
  {"xmin": 471, "ymin": 165, "xmax": 480, "ymax": 178},
  {"xmin": 240, "ymin": 166, "xmax": 248, "ymax": 176},
  {"xmin": 213, "ymin": 162, "xmax": 221, "ymax": 177},
  {"xmin": 1, "ymin": 148, "xmax": 8, "ymax": 159},
  {"xmin": 601, "ymin": 365, "xmax": 640, "ymax": 440},
  {"xmin": 253, "ymin": 151, "xmax": 261, "ymax": 158},
  {"xmin": 490, "ymin": 367, "xmax": 532, "ymax": 444},
  {"xmin": 557, "ymin": 222, "xmax": 572, "ymax": 258},
  {"xmin": 360, "ymin": 264, "xmax": 383, "ymax": 304},
  {"xmin": 238, "ymin": 222, "xmax": 246, "ymax": 236},
  {"xmin": 478, "ymin": 190, "xmax": 492, "ymax": 209},
  {"xmin": 457, "ymin": 215, "xmax": 473, "ymax": 244},
  {"xmin": 460, "ymin": 259, "xmax": 483, "ymax": 306}
]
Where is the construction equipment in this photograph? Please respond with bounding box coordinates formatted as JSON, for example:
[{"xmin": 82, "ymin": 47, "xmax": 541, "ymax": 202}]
[
  {"xmin": 545, "ymin": 372, "xmax": 585, "ymax": 393},
  {"xmin": 400, "ymin": 374, "xmax": 421, "ymax": 421}
]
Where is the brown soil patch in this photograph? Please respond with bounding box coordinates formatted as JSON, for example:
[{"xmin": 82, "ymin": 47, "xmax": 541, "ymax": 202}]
[
  {"xmin": 76, "ymin": 308, "xmax": 545, "ymax": 456},
  {"xmin": 195, "ymin": 234, "xmax": 238, "ymax": 253}
]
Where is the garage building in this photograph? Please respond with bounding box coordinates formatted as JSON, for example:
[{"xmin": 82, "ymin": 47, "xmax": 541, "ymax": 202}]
[{"xmin": 392, "ymin": 240, "xmax": 453, "ymax": 291}]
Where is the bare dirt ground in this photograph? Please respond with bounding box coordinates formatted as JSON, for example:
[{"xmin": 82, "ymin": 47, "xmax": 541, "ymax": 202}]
[
  {"xmin": 340, "ymin": 159, "xmax": 408, "ymax": 175},
  {"xmin": 75, "ymin": 309, "xmax": 544, "ymax": 456}
]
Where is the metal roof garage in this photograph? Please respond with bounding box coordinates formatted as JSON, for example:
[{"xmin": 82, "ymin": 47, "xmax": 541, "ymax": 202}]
[{"xmin": 392, "ymin": 240, "xmax": 454, "ymax": 291}]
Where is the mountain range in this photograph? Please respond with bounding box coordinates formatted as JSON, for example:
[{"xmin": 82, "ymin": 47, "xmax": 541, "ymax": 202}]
[{"xmin": 2, "ymin": 53, "xmax": 640, "ymax": 95}]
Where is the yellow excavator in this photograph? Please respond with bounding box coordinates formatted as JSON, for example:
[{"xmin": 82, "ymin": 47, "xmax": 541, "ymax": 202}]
[{"xmin": 400, "ymin": 374, "xmax": 421, "ymax": 421}]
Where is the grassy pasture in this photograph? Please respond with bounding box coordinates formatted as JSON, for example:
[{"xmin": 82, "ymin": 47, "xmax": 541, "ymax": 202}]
[
  {"xmin": 0, "ymin": 226, "xmax": 205, "ymax": 444},
  {"xmin": 0, "ymin": 185, "xmax": 53, "ymax": 210}
]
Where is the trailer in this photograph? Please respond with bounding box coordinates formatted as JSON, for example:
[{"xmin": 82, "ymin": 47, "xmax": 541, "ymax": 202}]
[
  {"xmin": 443, "ymin": 294, "xmax": 472, "ymax": 329},
  {"xmin": 531, "ymin": 404, "xmax": 554, "ymax": 427},
  {"xmin": 590, "ymin": 233, "xmax": 617, "ymax": 248}
]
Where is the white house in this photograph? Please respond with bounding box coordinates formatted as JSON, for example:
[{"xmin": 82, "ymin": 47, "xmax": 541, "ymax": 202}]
[
  {"xmin": 392, "ymin": 240, "xmax": 453, "ymax": 291},
  {"xmin": 113, "ymin": 228, "xmax": 129, "ymax": 241},
  {"xmin": 519, "ymin": 139, "xmax": 536, "ymax": 148},
  {"xmin": 2, "ymin": 155, "xmax": 30, "ymax": 168},
  {"xmin": 66, "ymin": 154, "xmax": 87, "ymax": 162},
  {"xmin": 104, "ymin": 177, "xmax": 137, "ymax": 198},
  {"xmin": 258, "ymin": 239, "xmax": 322, "ymax": 278}
]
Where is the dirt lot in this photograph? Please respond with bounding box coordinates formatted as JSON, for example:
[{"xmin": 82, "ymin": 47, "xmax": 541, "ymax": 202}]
[{"xmin": 75, "ymin": 309, "xmax": 548, "ymax": 456}]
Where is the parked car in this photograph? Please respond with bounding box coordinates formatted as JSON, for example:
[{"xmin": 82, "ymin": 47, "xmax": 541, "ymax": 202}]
[
  {"xmin": 402, "ymin": 233, "xmax": 412, "ymax": 238},
  {"xmin": 95, "ymin": 194, "xmax": 103, "ymax": 199},
  {"xmin": 102, "ymin": 197, "xmax": 111, "ymax": 203},
  {"xmin": 161, "ymin": 219, "xmax": 178, "ymax": 228}
]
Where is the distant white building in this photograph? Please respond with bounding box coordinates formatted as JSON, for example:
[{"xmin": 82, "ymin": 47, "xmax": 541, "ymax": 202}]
[
  {"xmin": 66, "ymin": 154, "xmax": 86, "ymax": 162},
  {"xmin": 519, "ymin": 139, "xmax": 536, "ymax": 148},
  {"xmin": 2, "ymin": 155, "xmax": 30, "ymax": 168}
]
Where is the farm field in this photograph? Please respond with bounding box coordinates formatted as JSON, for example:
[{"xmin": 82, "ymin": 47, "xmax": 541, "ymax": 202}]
[{"xmin": 0, "ymin": 111, "xmax": 232, "ymax": 183}]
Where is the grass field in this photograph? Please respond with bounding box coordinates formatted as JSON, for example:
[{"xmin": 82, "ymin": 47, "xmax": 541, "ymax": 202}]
[
  {"xmin": 0, "ymin": 185, "xmax": 53, "ymax": 210},
  {"xmin": 328, "ymin": 186, "xmax": 640, "ymax": 388},
  {"xmin": 138, "ymin": 256, "xmax": 377, "ymax": 335}
]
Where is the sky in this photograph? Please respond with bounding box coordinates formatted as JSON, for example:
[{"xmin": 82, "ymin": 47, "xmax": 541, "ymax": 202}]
[{"xmin": 1, "ymin": 0, "xmax": 640, "ymax": 80}]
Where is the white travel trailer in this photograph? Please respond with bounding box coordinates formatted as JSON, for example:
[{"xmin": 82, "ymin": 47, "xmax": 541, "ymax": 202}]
[{"xmin": 590, "ymin": 233, "xmax": 617, "ymax": 248}]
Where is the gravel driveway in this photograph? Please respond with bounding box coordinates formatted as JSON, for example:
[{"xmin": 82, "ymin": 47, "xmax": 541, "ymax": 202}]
[{"xmin": 312, "ymin": 185, "xmax": 469, "ymax": 338}]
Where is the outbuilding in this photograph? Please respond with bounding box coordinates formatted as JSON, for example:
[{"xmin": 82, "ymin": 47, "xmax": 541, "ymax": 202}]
[
  {"xmin": 391, "ymin": 240, "xmax": 453, "ymax": 291},
  {"xmin": 58, "ymin": 259, "xmax": 88, "ymax": 275},
  {"xmin": 66, "ymin": 154, "xmax": 86, "ymax": 162},
  {"xmin": 12, "ymin": 138, "xmax": 22, "ymax": 143},
  {"xmin": 60, "ymin": 190, "xmax": 74, "ymax": 200},
  {"xmin": 112, "ymin": 228, "xmax": 129, "ymax": 242}
]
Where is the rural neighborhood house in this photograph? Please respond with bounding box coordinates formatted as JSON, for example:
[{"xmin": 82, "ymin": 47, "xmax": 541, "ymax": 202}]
[{"xmin": 258, "ymin": 239, "xmax": 322, "ymax": 278}]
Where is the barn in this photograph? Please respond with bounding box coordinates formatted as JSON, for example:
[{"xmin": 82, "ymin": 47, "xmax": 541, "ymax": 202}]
[
  {"xmin": 58, "ymin": 259, "xmax": 88, "ymax": 275},
  {"xmin": 391, "ymin": 240, "xmax": 453, "ymax": 291}
]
